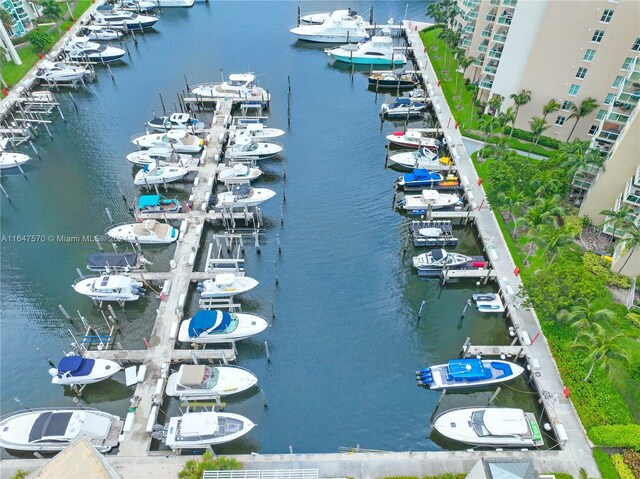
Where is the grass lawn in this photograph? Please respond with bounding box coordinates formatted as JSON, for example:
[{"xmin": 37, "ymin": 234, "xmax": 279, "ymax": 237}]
[{"xmin": 73, "ymin": 0, "xmax": 93, "ymax": 19}]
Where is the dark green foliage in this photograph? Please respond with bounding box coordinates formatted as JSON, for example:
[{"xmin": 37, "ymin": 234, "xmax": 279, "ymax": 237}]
[
  {"xmin": 503, "ymin": 126, "xmax": 562, "ymax": 149},
  {"xmin": 178, "ymin": 453, "xmax": 242, "ymax": 479},
  {"xmin": 28, "ymin": 29, "xmax": 53, "ymax": 52}
]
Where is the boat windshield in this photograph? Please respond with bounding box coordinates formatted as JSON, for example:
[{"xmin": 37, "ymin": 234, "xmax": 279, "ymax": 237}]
[{"xmin": 471, "ymin": 410, "xmax": 490, "ymax": 437}]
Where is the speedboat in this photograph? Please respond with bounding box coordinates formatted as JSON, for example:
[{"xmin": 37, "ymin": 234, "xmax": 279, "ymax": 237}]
[
  {"xmin": 106, "ymin": 219, "xmax": 179, "ymax": 244},
  {"xmin": 49, "ymin": 355, "xmax": 121, "ymax": 386},
  {"xmin": 388, "ymin": 148, "xmax": 450, "ymax": 170},
  {"xmin": 380, "ymin": 97, "xmax": 427, "ymax": 118},
  {"xmin": 117, "ymin": 0, "xmax": 157, "ymax": 13},
  {"xmin": 64, "ymin": 37, "xmax": 125, "ymax": 63},
  {"xmin": 473, "ymin": 293, "xmax": 506, "ymax": 312},
  {"xmin": 94, "ymin": 6, "xmax": 159, "ymax": 30},
  {"xmin": 153, "ymin": 411, "xmax": 254, "ymax": 450},
  {"xmin": 138, "ymin": 194, "xmax": 181, "ymax": 213},
  {"xmin": 326, "ymin": 31, "xmax": 406, "ymax": 65},
  {"xmin": 134, "ymin": 161, "xmax": 189, "ymax": 186},
  {"xmin": 416, "ymin": 358, "xmax": 524, "ymax": 390},
  {"xmin": 166, "ymin": 365, "xmax": 258, "ymax": 399},
  {"xmin": 0, "ymin": 408, "xmax": 124, "ymax": 453},
  {"xmin": 86, "ymin": 252, "xmax": 144, "ymax": 272},
  {"xmin": 0, "ymin": 150, "xmax": 30, "ymax": 169},
  {"xmin": 197, "ymin": 273, "xmax": 259, "ymax": 298},
  {"xmin": 190, "ymin": 73, "xmax": 270, "ymax": 102},
  {"xmin": 396, "ymin": 169, "xmax": 448, "ymax": 188},
  {"xmin": 127, "ymin": 147, "xmax": 192, "ymax": 167},
  {"xmin": 230, "ymin": 123, "xmax": 285, "ymax": 141},
  {"xmin": 369, "ymin": 71, "xmax": 417, "ymax": 89},
  {"xmin": 433, "ymin": 407, "xmax": 544, "ymax": 448},
  {"xmin": 398, "ymin": 190, "xmax": 462, "ymax": 211},
  {"xmin": 214, "ymin": 184, "xmax": 276, "ymax": 208},
  {"xmin": 132, "ymin": 130, "xmax": 204, "ymax": 153},
  {"xmin": 300, "ymin": 8, "xmax": 369, "ymax": 25},
  {"xmin": 290, "ymin": 11, "xmax": 369, "ymax": 43},
  {"xmin": 412, "ymin": 248, "xmax": 473, "ymax": 271},
  {"xmin": 147, "ymin": 113, "xmax": 201, "ymax": 132},
  {"xmin": 35, "ymin": 60, "xmax": 88, "ymax": 83},
  {"xmin": 80, "ymin": 25, "xmax": 122, "ymax": 41},
  {"xmin": 225, "ymin": 137, "xmax": 283, "ymax": 160},
  {"xmin": 72, "ymin": 274, "xmax": 144, "ymax": 302},
  {"xmin": 387, "ymin": 130, "xmax": 443, "ymax": 149},
  {"xmin": 217, "ymin": 164, "xmax": 262, "ymax": 184},
  {"xmin": 178, "ymin": 309, "xmax": 268, "ymax": 343}
]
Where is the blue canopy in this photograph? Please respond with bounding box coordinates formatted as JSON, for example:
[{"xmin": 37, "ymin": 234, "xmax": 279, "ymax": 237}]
[
  {"xmin": 447, "ymin": 359, "xmax": 491, "ymax": 381},
  {"xmin": 403, "ymin": 169, "xmax": 441, "ymax": 184},
  {"xmin": 138, "ymin": 195, "xmax": 162, "ymax": 208},
  {"xmin": 57, "ymin": 356, "xmax": 95, "ymax": 377},
  {"xmin": 395, "ymin": 97, "xmax": 411, "ymax": 105},
  {"xmin": 188, "ymin": 310, "xmax": 232, "ymax": 337}
]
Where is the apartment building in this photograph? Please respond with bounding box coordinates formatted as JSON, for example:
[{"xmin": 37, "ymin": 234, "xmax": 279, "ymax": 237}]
[
  {"xmin": 454, "ymin": 0, "xmax": 640, "ymax": 143},
  {"xmin": 1, "ymin": 0, "xmax": 39, "ymax": 38}
]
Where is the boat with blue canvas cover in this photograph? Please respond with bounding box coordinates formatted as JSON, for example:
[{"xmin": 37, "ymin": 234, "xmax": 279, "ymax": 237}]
[
  {"xmin": 416, "ymin": 358, "xmax": 524, "ymax": 390},
  {"xmin": 178, "ymin": 310, "xmax": 269, "ymax": 343},
  {"xmin": 396, "ymin": 169, "xmax": 460, "ymax": 189},
  {"xmin": 325, "ymin": 31, "xmax": 407, "ymax": 66},
  {"xmin": 49, "ymin": 355, "xmax": 121, "ymax": 386},
  {"xmin": 137, "ymin": 194, "xmax": 181, "ymax": 213}
]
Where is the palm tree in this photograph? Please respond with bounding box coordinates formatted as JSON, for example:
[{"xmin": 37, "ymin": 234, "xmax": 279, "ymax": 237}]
[
  {"xmin": 477, "ymin": 116, "xmax": 498, "ymax": 160},
  {"xmin": 36, "ymin": 0, "xmax": 62, "ymax": 20},
  {"xmin": 533, "ymin": 224, "xmax": 575, "ymax": 264},
  {"xmin": 0, "ymin": 8, "xmax": 13, "ymax": 30},
  {"xmin": 509, "ymin": 89, "xmax": 532, "ymax": 128},
  {"xmin": 615, "ymin": 221, "xmax": 640, "ymax": 274},
  {"xmin": 522, "ymin": 197, "xmax": 564, "ymax": 231},
  {"xmin": 542, "ymin": 99, "xmax": 561, "ymax": 121},
  {"xmin": 532, "ymin": 177, "xmax": 565, "ymax": 197},
  {"xmin": 567, "ymin": 97, "xmax": 598, "ymax": 141},
  {"xmin": 528, "ymin": 116, "xmax": 549, "ymax": 157},
  {"xmin": 487, "ymin": 95, "xmax": 504, "ymax": 117},
  {"xmin": 573, "ymin": 323, "xmax": 629, "ymax": 382},
  {"xmin": 600, "ymin": 206, "xmax": 635, "ymax": 232},
  {"xmin": 558, "ymin": 298, "xmax": 615, "ymax": 344},
  {"xmin": 457, "ymin": 55, "xmax": 475, "ymax": 99},
  {"xmin": 496, "ymin": 187, "xmax": 525, "ymax": 230},
  {"xmin": 426, "ymin": 3, "xmax": 446, "ymax": 53},
  {"xmin": 498, "ymin": 107, "xmax": 516, "ymax": 137},
  {"xmin": 560, "ymin": 140, "xmax": 603, "ymax": 176}
]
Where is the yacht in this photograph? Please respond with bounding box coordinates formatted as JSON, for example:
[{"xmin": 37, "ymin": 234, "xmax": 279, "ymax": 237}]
[
  {"xmin": 64, "ymin": 37, "xmax": 126, "ymax": 63},
  {"xmin": 80, "ymin": 25, "xmax": 123, "ymax": 41},
  {"xmin": 72, "ymin": 274, "xmax": 145, "ymax": 302},
  {"xmin": 214, "ymin": 184, "xmax": 276, "ymax": 208},
  {"xmin": 290, "ymin": 11, "xmax": 369, "ymax": 43},
  {"xmin": 217, "ymin": 163, "xmax": 262, "ymax": 184},
  {"xmin": 131, "ymin": 130, "xmax": 204, "ymax": 153},
  {"xmin": 0, "ymin": 149, "xmax": 30, "ymax": 170},
  {"xmin": 326, "ymin": 31, "xmax": 406, "ymax": 65},
  {"xmin": 412, "ymin": 248, "xmax": 473, "ymax": 271},
  {"xmin": 147, "ymin": 113, "xmax": 201, "ymax": 132},
  {"xmin": 49, "ymin": 355, "xmax": 121, "ymax": 386},
  {"xmin": 197, "ymin": 273, "xmax": 258, "ymax": 298},
  {"xmin": 300, "ymin": 8, "xmax": 368, "ymax": 25},
  {"xmin": 398, "ymin": 190, "xmax": 462, "ymax": 211},
  {"xmin": 166, "ymin": 365, "xmax": 258, "ymax": 399},
  {"xmin": 93, "ymin": 6, "xmax": 159, "ymax": 30},
  {"xmin": 416, "ymin": 358, "xmax": 525, "ymax": 390},
  {"xmin": 35, "ymin": 61, "xmax": 88, "ymax": 83},
  {"xmin": 126, "ymin": 147, "xmax": 192, "ymax": 167},
  {"xmin": 106, "ymin": 219, "xmax": 179, "ymax": 244},
  {"xmin": 133, "ymin": 161, "xmax": 189, "ymax": 185},
  {"xmin": 190, "ymin": 73, "xmax": 270, "ymax": 102},
  {"xmin": 178, "ymin": 309, "xmax": 269, "ymax": 343},
  {"xmin": 225, "ymin": 137, "xmax": 283, "ymax": 160},
  {"xmin": 386, "ymin": 130, "xmax": 443, "ymax": 149}
]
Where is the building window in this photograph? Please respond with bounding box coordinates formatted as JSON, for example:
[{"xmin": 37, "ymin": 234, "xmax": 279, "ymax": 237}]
[
  {"xmin": 600, "ymin": 9, "xmax": 614, "ymax": 23},
  {"xmin": 588, "ymin": 125, "xmax": 598, "ymax": 135},
  {"xmin": 561, "ymin": 100, "xmax": 573, "ymax": 111},
  {"xmin": 575, "ymin": 67, "xmax": 588, "ymax": 79},
  {"xmin": 583, "ymin": 49, "xmax": 596, "ymax": 62},
  {"xmin": 604, "ymin": 93, "xmax": 615, "ymax": 104},
  {"xmin": 591, "ymin": 30, "xmax": 605, "ymax": 43},
  {"xmin": 612, "ymin": 75, "xmax": 624, "ymax": 88},
  {"xmin": 633, "ymin": 37, "xmax": 640, "ymax": 52},
  {"xmin": 568, "ymin": 84, "xmax": 580, "ymax": 96},
  {"xmin": 621, "ymin": 57, "xmax": 633, "ymax": 70},
  {"xmin": 596, "ymin": 109, "xmax": 606, "ymax": 120},
  {"xmin": 555, "ymin": 115, "xmax": 566, "ymax": 126}
]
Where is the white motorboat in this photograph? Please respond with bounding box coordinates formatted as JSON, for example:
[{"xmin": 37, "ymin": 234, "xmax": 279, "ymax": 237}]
[
  {"xmin": 290, "ymin": 11, "xmax": 369, "ymax": 43},
  {"xmin": 230, "ymin": 123, "xmax": 285, "ymax": 141},
  {"xmin": 387, "ymin": 147, "xmax": 449, "ymax": 170},
  {"xmin": 190, "ymin": 73, "xmax": 270, "ymax": 102},
  {"xmin": 64, "ymin": 37, "xmax": 126, "ymax": 63},
  {"xmin": 153, "ymin": 0, "xmax": 194, "ymax": 6},
  {"xmin": 134, "ymin": 161, "xmax": 189, "ymax": 186},
  {"xmin": 117, "ymin": 0, "xmax": 157, "ymax": 13},
  {"xmin": 178, "ymin": 310, "xmax": 269, "ymax": 343},
  {"xmin": 433, "ymin": 407, "xmax": 544, "ymax": 448},
  {"xmin": 416, "ymin": 358, "xmax": 524, "ymax": 390},
  {"xmin": 72, "ymin": 274, "xmax": 144, "ymax": 302},
  {"xmin": 398, "ymin": 190, "xmax": 462, "ymax": 211},
  {"xmin": 368, "ymin": 70, "xmax": 417, "ymax": 89},
  {"xmin": 80, "ymin": 25, "xmax": 122, "ymax": 41},
  {"xmin": 166, "ymin": 365, "xmax": 257, "ymax": 399},
  {"xmin": 127, "ymin": 147, "xmax": 192, "ymax": 167},
  {"xmin": 326, "ymin": 31, "xmax": 407, "ymax": 66},
  {"xmin": 155, "ymin": 411, "xmax": 254, "ymax": 450},
  {"xmin": 49, "ymin": 354, "xmax": 121, "ymax": 386},
  {"xmin": 147, "ymin": 113, "xmax": 202, "ymax": 132},
  {"xmin": 215, "ymin": 184, "xmax": 276, "ymax": 208},
  {"xmin": 300, "ymin": 8, "xmax": 369, "ymax": 25},
  {"xmin": 412, "ymin": 249, "xmax": 472, "ymax": 271},
  {"xmin": 197, "ymin": 273, "xmax": 258, "ymax": 298},
  {"xmin": 473, "ymin": 293, "xmax": 506, "ymax": 313},
  {"xmin": 0, "ymin": 408, "xmax": 124, "ymax": 453},
  {"xmin": 0, "ymin": 150, "xmax": 30, "ymax": 170},
  {"xmin": 380, "ymin": 97, "xmax": 428, "ymax": 118},
  {"xmin": 225, "ymin": 137, "xmax": 283, "ymax": 160},
  {"xmin": 93, "ymin": 6, "xmax": 159, "ymax": 30},
  {"xmin": 106, "ymin": 219, "xmax": 179, "ymax": 244},
  {"xmin": 132, "ymin": 130, "xmax": 204, "ymax": 153},
  {"xmin": 217, "ymin": 164, "xmax": 262, "ymax": 184},
  {"xmin": 35, "ymin": 60, "xmax": 88, "ymax": 83},
  {"xmin": 386, "ymin": 130, "xmax": 443, "ymax": 149}
]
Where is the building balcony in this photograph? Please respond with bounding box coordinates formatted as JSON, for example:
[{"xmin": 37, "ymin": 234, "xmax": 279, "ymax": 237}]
[
  {"xmin": 461, "ymin": 0, "xmax": 479, "ymax": 8},
  {"xmin": 492, "ymin": 32, "xmax": 508, "ymax": 43},
  {"xmin": 603, "ymin": 194, "xmax": 639, "ymax": 238},
  {"xmin": 485, "ymin": 13, "xmax": 496, "ymax": 22},
  {"xmin": 481, "ymin": 27, "xmax": 492, "ymax": 38},
  {"xmin": 479, "ymin": 76, "xmax": 494, "ymax": 90},
  {"xmin": 474, "ymin": 54, "xmax": 485, "ymax": 66},
  {"xmin": 497, "ymin": 14, "xmax": 512, "ymax": 25},
  {"xmin": 463, "ymin": 23, "xmax": 475, "ymax": 33},
  {"xmin": 488, "ymin": 48, "xmax": 503, "ymax": 59},
  {"xmin": 623, "ymin": 177, "xmax": 640, "ymax": 207},
  {"xmin": 617, "ymin": 83, "xmax": 640, "ymax": 105},
  {"xmin": 503, "ymin": 0, "xmax": 518, "ymax": 6},
  {"xmin": 490, "ymin": 0, "xmax": 500, "ymax": 5},
  {"xmin": 483, "ymin": 61, "xmax": 499, "ymax": 75},
  {"xmin": 460, "ymin": 37, "xmax": 472, "ymax": 48},
  {"xmin": 478, "ymin": 40, "xmax": 488, "ymax": 53},
  {"xmin": 634, "ymin": 164, "xmax": 640, "ymax": 188},
  {"xmin": 596, "ymin": 122, "xmax": 622, "ymax": 142}
]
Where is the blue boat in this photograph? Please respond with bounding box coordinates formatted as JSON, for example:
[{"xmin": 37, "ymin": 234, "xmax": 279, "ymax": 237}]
[
  {"xmin": 396, "ymin": 169, "xmax": 444, "ymax": 188},
  {"xmin": 416, "ymin": 358, "xmax": 525, "ymax": 390},
  {"xmin": 138, "ymin": 194, "xmax": 182, "ymax": 213}
]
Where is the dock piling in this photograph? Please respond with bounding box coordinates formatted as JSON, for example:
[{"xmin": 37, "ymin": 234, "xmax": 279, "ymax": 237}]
[
  {"xmin": 271, "ymin": 299, "xmax": 275, "ymax": 319},
  {"xmin": 264, "ymin": 341, "xmax": 270, "ymax": 363},
  {"xmin": 417, "ymin": 300, "xmax": 426, "ymax": 325},
  {"xmin": 487, "ymin": 386, "xmax": 502, "ymax": 406},
  {"xmin": 58, "ymin": 304, "xmax": 72, "ymax": 320},
  {"xmin": 105, "ymin": 207, "xmax": 114, "ymax": 224},
  {"xmin": 461, "ymin": 299, "xmax": 472, "ymax": 318},
  {"xmin": 273, "ymin": 260, "xmax": 279, "ymax": 286}
]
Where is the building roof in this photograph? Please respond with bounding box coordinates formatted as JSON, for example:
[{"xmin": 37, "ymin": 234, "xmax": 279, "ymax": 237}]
[{"xmin": 466, "ymin": 458, "xmax": 540, "ymax": 479}]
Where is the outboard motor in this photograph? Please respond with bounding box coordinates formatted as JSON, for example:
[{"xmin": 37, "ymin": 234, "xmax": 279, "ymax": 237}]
[
  {"xmin": 195, "ymin": 282, "xmax": 204, "ymax": 293},
  {"xmin": 208, "ymin": 194, "xmax": 217, "ymax": 209}
]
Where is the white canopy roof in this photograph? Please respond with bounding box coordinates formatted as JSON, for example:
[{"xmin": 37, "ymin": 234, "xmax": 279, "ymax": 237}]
[{"xmin": 483, "ymin": 408, "xmax": 529, "ymax": 436}]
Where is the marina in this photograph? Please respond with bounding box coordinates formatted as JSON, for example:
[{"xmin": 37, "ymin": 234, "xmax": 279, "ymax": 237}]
[{"xmin": 0, "ymin": 2, "xmax": 599, "ymax": 477}]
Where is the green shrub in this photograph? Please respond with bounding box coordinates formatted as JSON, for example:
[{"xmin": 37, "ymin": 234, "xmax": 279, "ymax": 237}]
[
  {"xmin": 503, "ymin": 127, "xmax": 562, "ymax": 149},
  {"xmin": 588, "ymin": 424, "xmax": 640, "ymax": 450},
  {"xmin": 593, "ymin": 448, "xmax": 619, "ymax": 479},
  {"xmin": 612, "ymin": 454, "xmax": 635, "ymax": 479},
  {"xmin": 583, "ymin": 252, "xmax": 632, "ymax": 289},
  {"xmin": 28, "ymin": 29, "xmax": 53, "ymax": 53},
  {"xmin": 178, "ymin": 453, "xmax": 242, "ymax": 479}
]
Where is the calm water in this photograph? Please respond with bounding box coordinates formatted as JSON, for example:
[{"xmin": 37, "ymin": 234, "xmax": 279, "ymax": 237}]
[{"xmin": 0, "ymin": 1, "xmax": 544, "ymax": 456}]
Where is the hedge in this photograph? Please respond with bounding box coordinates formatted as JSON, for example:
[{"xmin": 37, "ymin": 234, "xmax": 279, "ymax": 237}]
[
  {"xmin": 583, "ymin": 252, "xmax": 632, "ymax": 289},
  {"xmin": 588, "ymin": 424, "xmax": 640, "ymax": 450},
  {"xmin": 612, "ymin": 454, "xmax": 635, "ymax": 479},
  {"xmin": 593, "ymin": 448, "xmax": 619, "ymax": 479},
  {"xmin": 503, "ymin": 127, "xmax": 561, "ymax": 149}
]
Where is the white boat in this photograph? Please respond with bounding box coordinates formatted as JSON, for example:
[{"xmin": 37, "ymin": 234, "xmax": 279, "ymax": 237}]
[
  {"xmin": 300, "ymin": 8, "xmax": 369, "ymax": 25},
  {"xmin": 132, "ymin": 130, "xmax": 204, "ymax": 153},
  {"xmin": 117, "ymin": 0, "xmax": 157, "ymax": 12},
  {"xmin": 190, "ymin": 73, "xmax": 270, "ymax": 102},
  {"xmin": 380, "ymin": 97, "xmax": 428, "ymax": 118},
  {"xmin": 80, "ymin": 25, "xmax": 122, "ymax": 41},
  {"xmin": 156, "ymin": 411, "xmax": 254, "ymax": 450},
  {"xmin": 134, "ymin": 161, "xmax": 189, "ymax": 185},
  {"xmin": 473, "ymin": 293, "xmax": 506, "ymax": 313},
  {"xmin": 325, "ymin": 31, "xmax": 406, "ymax": 66},
  {"xmin": 0, "ymin": 150, "xmax": 30, "ymax": 169},
  {"xmin": 49, "ymin": 354, "xmax": 121, "ymax": 386},
  {"xmin": 386, "ymin": 130, "xmax": 443, "ymax": 149},
  {"xmin": 35, "ymin": 60, "xmax": 88, "ymax": 83},
  {"xmin": 230, "ymin": 123, "xmax": 285, "ymax": 141},
  {"xmin": 106, "ymin": 219, "xmax": 179, "ymax": 244},
  {"xmin": 64, "ymin": 37, "xmax": 126, "ymax": 63},
  {"xmin": 126, "ymin": 147, "xmax": 192, "ymax": 167},
  {"xmin": 72, "ymin": 274, "xmax": 144, "ymax": 302},
  {"xmin": 0, "ymin": 408, "xmax": 124, "ymax": 453},
  {"xmin": 290, "ymin": 11, "xmax": 369, "ymax": 43},
  {"xmin": 215, "ymin": 184, "xmax": 276, "ymax": 208},
  {"xmin": 387, "ymin": 147, "xmax": 448, "ymax": 170},
  {"xmin": 178, "ymin": 310, "xmax": 269, "ymax": 343},
  {"xmin": 197, "ymin": 273, "xmax": 258, "ymax": 298},
  {"xmin": 412, "ymin": 248, "xmax": 472, "ymax": 271},
  {"xmin": 166, "ymin": 365, "xmax": 257, "ymax": 399},
  {"xmin": 93, "ymin": 6, "xmax": 159, "ymax": 30},
  {"xmin": 217, "ymin": 163, "xmax": 262, "ymax": 184},
  {"xmin": 398, "ymin": 190, "xmax": 462, "ymax": 211},
  {"xmin": 225, "ymin": 137, "xmax": 283, "ymax": 160},
  {"xmin": 416, "ymin": 358, "xmax": 524, "ymax": 390},
  {"xmin": 433, "ymin": 407, "xmax": 544, "ymax": 448},
  {"xmin": 147, "ymin": 113, "xmax": 202, "ymax": 132},
  {"xmin": 153, "ymin": 0, "xmax": 194, "ymax": 6}
]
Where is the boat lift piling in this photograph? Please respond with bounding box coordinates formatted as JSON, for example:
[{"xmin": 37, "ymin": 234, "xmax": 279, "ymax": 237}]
[
  {"xmin": 486, "ymin": 386, "xmax": 502, "ymax": 406},
  {"xmin": 264, "ymin": 341, "xmax": 270, "ymax": 363},
  {"xmin": 417, "ymin": 300, "xmax": 426, "ymax": 325},
  {"xmin": 158, "ymin": 93, "xmax": 166, "ymax": 115},
  {"xmin": 0, "ymin": 182, "xmax": 10, "ymax": 200}
]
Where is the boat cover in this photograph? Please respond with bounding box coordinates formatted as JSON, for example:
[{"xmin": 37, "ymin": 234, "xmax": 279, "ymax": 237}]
[
  {"xmin": 403, "ymin": 169, "xmax": 441, "ymax": 183},
  {"xmin": 431, "ymin": 249, "xmax": 447, "ymax": 261},
  {"xmin": 138, "ymin": 195, "xmax": 162, "ymax": 208},
  {"xmin": 57, "ymin": 356, "xmax": 95, "ymax": 377},
  {"xmin": 231, "ymin": 184, "xmax": 251, "ymax": 198},
  {"xmin": 447, "ymin": 359, "xmax": 491, "ymax": 381},
  {"xmin": 87, "ymin": 253, "xmax": 139, "ymax": 270},
  {"xmin": 188, "ymin": 310, "xmax": 232, "ymax": 337},
  {"xmin": 29, "ymin": 412, "xmax": 72, "ymax": 442}
]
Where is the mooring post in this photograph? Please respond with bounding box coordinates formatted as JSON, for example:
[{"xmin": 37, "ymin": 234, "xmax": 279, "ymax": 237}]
[
  {"xmin": 417, "ymin": 300, "xmax": 426, "ymax": 325},
  {"xmin": 271, "ymin": 299, "xmax": 275, "ymax": 319},
  {"xmin": 487, "ymin": 386, "xmax": 502, "ymax": 406},
  {"xmin": 461, "ymin": 299, "xmax": 472, "ymax": 318},
  {"xmin": 264, "ymin": 341, "xmax": 270, "ymax": 363},
  {"xmin": 276, "ymin": 233, "xmax": 281, "ymax": 255},
  {"xmin": 273, "ymin": 260, "xmax": 278, "ymax": 286}
]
